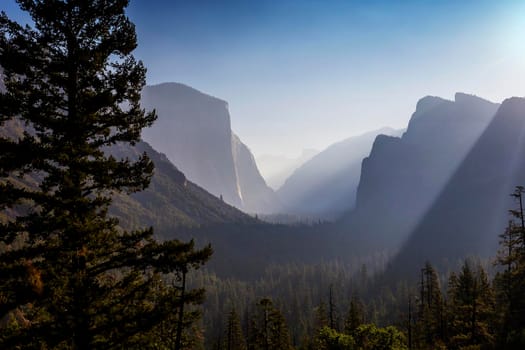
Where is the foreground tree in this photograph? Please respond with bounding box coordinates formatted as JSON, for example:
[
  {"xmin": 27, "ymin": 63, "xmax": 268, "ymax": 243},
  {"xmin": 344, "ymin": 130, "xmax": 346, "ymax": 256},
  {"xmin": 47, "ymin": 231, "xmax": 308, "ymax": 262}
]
[
  {"xmin": 493, "ymin": 186, "xmax": 525, "ymax": 348},
  {"xmin": 0, "ymin": 1, "xmax": 211, "ymax": 348}
]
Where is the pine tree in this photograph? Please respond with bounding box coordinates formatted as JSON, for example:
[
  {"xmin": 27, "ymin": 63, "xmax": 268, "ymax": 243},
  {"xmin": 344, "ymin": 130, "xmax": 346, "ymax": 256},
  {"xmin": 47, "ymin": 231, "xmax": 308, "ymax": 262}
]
[
  {"xmin": 415, "ymin": 262, "xmax": 444, "ymax": 348},
  {"xmin": 344, "ymin": 296, "xmax": 364, "ymax": 335},
  {"xmin": 249, "ymin": 298, "xmax": 293, "ymax": 350},
  {"xmin": 314, "ymin": 301, "xmax": 329, "ymax": 331},
  {"xmin": 0, "ymin": 1, "xmax": 211, "ymax": 348},
  {"xmin": 328, "ymin": 284, "xmax": 338, "ymax": 330},
  {"xmin": 446, "ymin": 261, "xmax": 495, "ymax": 349},
  {"xmin": 223, "ymin": 308, "xmax": 247, "ymax": 350},
  {"xmin": 493, "ymin": 186, "xmax": 525, "ymax": 348}
]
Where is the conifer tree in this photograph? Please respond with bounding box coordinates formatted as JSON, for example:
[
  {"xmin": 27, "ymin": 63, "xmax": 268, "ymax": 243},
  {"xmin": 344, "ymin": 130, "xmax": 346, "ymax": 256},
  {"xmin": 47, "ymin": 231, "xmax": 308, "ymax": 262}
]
[
  {"xmin": 415, "ymin": 262, "xmax": 444, "ymax": 348},
  {"xmin": 446, "ymin": 261, "xmax": 495, "ymax": 349},
  {"xmin": 314, "ymin": 301, "xmax": 329, "ymax": 331},
  {"xmin": 249, "ymin": 298, "xmax": 293, "ymax": 350},
  {"xmin": 0, "ymin": 1, "xmax": 211, "ymax": 348},
  {"xmin": 328, "ymin": 284, "xmax": 338, "ymax": 330},
  {"xmin": 344, "ymin": 296, "xmax": 364, "ymax": 335},
  {"xmin": 223, "ymin": 308, "xmax": 247, "ymax": 350},
  {"xmin": 494, "ymin": 186, "xmax": 525, "ymax": 348}
]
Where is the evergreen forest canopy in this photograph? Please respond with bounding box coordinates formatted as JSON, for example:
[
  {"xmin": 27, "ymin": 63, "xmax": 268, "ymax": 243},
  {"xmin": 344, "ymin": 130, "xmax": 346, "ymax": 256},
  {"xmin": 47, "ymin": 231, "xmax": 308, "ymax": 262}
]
[{"xmin": 0, "ymin": 1, "xmax": 525, "ymax": 350}]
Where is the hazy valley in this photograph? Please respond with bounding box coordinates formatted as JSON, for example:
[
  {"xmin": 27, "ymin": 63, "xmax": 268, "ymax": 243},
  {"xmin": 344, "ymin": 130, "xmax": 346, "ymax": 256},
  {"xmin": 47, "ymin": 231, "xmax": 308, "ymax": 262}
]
[{"xmin": 2, "ymin": 1, "xmax": 525, "ymax": 349}]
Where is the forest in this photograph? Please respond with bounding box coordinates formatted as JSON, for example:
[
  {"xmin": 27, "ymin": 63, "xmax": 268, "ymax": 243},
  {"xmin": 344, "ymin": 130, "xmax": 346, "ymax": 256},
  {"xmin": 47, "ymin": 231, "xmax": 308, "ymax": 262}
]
[
  {"xmin": 190, "ymin": 192, "xmax": 525, "ymax": 349},
  {"xmin": 1, "ymin": 1, "xmax": 525, "ymax": 350}
]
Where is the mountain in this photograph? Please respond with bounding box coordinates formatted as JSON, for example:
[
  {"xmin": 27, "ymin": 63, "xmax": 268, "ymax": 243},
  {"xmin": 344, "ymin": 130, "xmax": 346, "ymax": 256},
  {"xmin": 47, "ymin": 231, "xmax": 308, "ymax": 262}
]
[
  {"xmin": 0, "ymin": 119, "xmax": 253, "ymax": 234},
  {"xmin": 110, "ymin": 141, "xmax": 254, "ymax": 234},
  {"xmin": 277, "ymin": 128, "xmax": 402, "ymax": 217},
  {"xmin": 256, "ymin": 149, "xmax": 318, "ymax": 190},
  {"xmin": 140, "ymin": 83, "xmax": 277, "ymax": 213},
  {"xmin": 231, "ymin": 133, "xmax": 277, "ymax": 214},
  {"xmin": 390, "ymin": 97, "xmax": 525, "ymax": 276},
  {"xmin": 344, "ymin": 93, "xmax": 499, "ymax": 251}
]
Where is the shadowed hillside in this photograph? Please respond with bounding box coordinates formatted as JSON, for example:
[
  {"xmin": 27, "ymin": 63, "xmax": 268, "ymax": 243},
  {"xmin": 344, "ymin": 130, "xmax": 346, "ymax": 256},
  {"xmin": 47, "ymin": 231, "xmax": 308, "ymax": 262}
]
[
  {"xmin": 390, "ymin": 97, "xmax": 525, "ymax": 277},
  {"xmin": 110, "ymin": 141, "xmax": 254, "ymax": 231},
  {"xmin": 343, "ymin": 93, "xmax": 499, "ymax": 251},
  {"xmin": 0, "ymin": 119, "xmax": 254, "ymax": 231}
]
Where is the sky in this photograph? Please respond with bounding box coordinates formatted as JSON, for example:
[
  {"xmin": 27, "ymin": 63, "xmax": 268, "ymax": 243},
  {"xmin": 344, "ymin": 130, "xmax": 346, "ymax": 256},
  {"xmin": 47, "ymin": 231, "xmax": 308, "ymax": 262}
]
[{"xmin": 3, "ymin": 0, "xmax": 525, "ymax": 158}]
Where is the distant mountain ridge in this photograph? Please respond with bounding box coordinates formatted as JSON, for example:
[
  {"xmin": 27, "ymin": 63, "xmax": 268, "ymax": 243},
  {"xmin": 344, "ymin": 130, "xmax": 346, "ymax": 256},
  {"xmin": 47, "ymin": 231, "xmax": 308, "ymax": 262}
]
[
  {"xmin": 141, "ymin": 83, "xmax": 278, "ymax": 214},
  {"xmin": 344, "ymin": 93, "xmax": 499, "ymax": 251},
  {"xmin": 390, "ymin": 96, "xmax": 525, "ymax": 276},
  {"xmin": 257, "ymin": 149, "xmax": 318, "ymax": 190},
  {"xmin": 277, "ymin": 127, "xmax": 402, "ymax": 217}
]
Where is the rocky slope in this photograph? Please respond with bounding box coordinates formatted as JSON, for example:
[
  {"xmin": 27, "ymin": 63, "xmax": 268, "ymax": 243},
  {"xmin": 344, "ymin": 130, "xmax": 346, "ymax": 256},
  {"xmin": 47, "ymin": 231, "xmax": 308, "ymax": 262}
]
[
  {"xmin": 141, "ymin": 83, "xmax": 277, "ymax": 213},
  {"xmin": 110, "ymin": 141, "xmax": 254, "ymax": 234},
  {"xmin": 231, "ymin": 133, "xmax": 277, "ymax": 213}
]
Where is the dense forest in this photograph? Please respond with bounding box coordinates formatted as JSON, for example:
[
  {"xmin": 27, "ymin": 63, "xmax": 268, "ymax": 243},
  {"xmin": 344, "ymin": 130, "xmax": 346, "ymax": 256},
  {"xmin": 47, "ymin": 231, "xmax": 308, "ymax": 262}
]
[
  {"xmin": 1, "ymin": 1, "xmax": 525, "ymax": 350},
  {"xmin": 188, "ymin": 190, "xmax": 525, "ymax": 349}
]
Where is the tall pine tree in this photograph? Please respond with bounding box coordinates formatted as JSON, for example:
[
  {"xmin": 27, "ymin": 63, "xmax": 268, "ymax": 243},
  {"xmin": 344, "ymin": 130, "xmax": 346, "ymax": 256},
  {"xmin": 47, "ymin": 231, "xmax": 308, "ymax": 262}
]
[
  {"xmin": 446, "ymin": 261, "xmax": 495, "ymax": 349},
  {"xmin": 415, "ymin": 262, "xmax": 444, "ymax": 348},
  {"xmin": 249, "ymin": 298, "xmax": 293, "ymax": 350},
  {"xmin": 223, "ymin": 308, "xmax": 247, "ymax": 350},
  {"xmin": 494, "ymin": 186, "xmax": 525, "ymax": 348},
  {"xmin": 344, "ymin": 296, "xmax": 364, "ymax": 335},
  {"xmin": 0, "ymin": 1, "xmax": 211, "ymax": 348}
]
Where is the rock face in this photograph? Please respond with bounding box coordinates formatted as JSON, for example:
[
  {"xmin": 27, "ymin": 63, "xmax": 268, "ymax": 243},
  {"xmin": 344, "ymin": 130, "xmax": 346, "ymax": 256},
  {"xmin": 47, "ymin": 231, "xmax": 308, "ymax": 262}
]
[
  {"xmin": 231, "ymin": 133, "xmax": 277, "ymax": 213},
  {"xmin": 345, "ymin": 93, "xmax": 499, "ymax": 250},
  {"xmin": 110, "ymin": 141, "xmax": 254, "ymax": 234},
  {"xmin": 390, "ymin": 97, "xmax": 525, "ymax": 275},
  {"xmin": 141, "ymin": 83, "xmax": 277, "ymax": 213},
  {"xmin": 141, "ymin": 83, "xmax": 242, "ymax": 207},
  {"xmin": 277, "ymin": 128, "xmax": 402, "ymax": 217}
]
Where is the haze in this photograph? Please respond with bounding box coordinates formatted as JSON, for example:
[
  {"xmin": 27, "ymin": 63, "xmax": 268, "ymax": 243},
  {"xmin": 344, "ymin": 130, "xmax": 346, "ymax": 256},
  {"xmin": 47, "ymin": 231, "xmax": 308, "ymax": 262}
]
[{"xmin": 4, "ymin": 0, "xmax": 525, "ymax": 159}]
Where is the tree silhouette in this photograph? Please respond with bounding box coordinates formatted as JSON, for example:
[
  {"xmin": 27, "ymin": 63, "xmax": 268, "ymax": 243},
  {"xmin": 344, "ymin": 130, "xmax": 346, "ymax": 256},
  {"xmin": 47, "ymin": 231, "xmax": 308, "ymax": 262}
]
[
  {"xmin": 446, "ymin": 261, "xmax": 495, "ymax": 349},
  {"xmin": 0, "ymin": 1, "xmax": 211, "ymax": 348},
  {"xmin": 493, "ymin": 186, "xmax": 525, "ymax": 348}
]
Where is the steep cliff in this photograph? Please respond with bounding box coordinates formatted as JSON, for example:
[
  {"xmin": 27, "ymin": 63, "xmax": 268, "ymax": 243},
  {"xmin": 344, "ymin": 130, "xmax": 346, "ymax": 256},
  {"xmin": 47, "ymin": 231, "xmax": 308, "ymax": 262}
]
[
  {"xmin": 390, "ymin": 97, "xmax": 525, "ymax": 275},
  {"xmin": 232, "ymin": 133, "xmax": 278, "ymax": 213},
  {"xmin": 141, "ymin": 83, "xmax": 277, "ymax": 213},
  {"xmin": 345, "ymin": 93, "xmax": 499, "ymax": 250},
  {"xmin": 141, "ymin": 83, "xmax": 243, "ymax": 207}
]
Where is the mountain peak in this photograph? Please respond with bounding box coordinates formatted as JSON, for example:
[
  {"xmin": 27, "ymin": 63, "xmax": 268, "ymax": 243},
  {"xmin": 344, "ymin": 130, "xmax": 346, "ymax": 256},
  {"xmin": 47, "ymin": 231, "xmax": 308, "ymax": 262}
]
[
  {"xmin": 454, "ymin": 92, "xmax": 497, "ymax": 107},
  {"xmin": 143, "ymin": 82, "xmax": 228, "ymax": 109},
  {"xmin": 414, "ymin": 95, "xmax": 449, "ymax": 114},
  {"xmin": 499, "ymin": 96, "xmax": 525, "ymax": 110},
  {"xmin": 141, "ymin": 82, "xmax": 277, "ymax": 214}
]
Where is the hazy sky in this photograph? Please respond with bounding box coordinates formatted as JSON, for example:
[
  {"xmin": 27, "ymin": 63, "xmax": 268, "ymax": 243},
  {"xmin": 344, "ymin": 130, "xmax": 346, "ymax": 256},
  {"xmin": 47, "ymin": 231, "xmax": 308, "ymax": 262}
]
[{"xmin": 3, "ymin": 0, "xmax": 525, "ymax": 157}]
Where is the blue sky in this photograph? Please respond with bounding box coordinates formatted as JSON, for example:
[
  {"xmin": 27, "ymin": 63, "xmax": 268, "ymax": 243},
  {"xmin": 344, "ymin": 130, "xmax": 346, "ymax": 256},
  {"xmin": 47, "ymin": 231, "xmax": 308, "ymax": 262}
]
[{"xmin": 3, "ymin": 0, "xmax": 525, "ymax": 157}]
